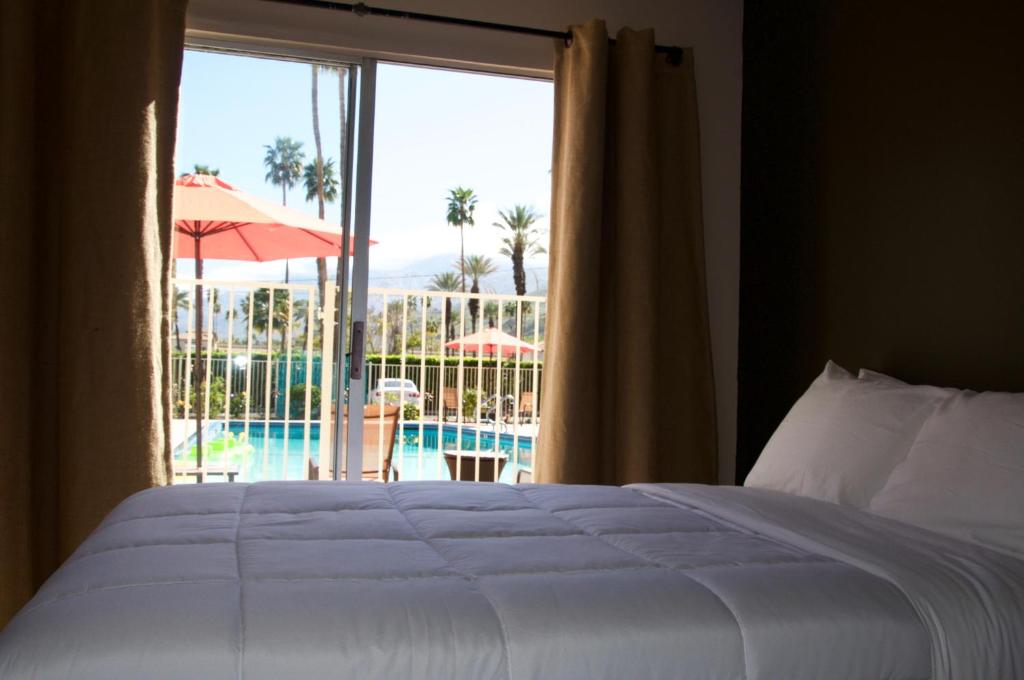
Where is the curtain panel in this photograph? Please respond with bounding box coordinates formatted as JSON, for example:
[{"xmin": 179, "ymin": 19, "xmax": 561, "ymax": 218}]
[
  {"xmin": 0, "ymin": 0, "xmax": 186, "ymax": 626},
  {"xmin": 537, "ymin": 20, "xmax": 717, "ymax": 485}
]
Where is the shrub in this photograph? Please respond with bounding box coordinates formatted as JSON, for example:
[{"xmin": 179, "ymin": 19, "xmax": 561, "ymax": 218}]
[
  {"xmin": 289, "ymin": 384, "xmax": 321, "ymax": 419},
  {"xmin": 230, "ymin": 390, "xmax": 248, "ymax": 418},
  {"xmin": 172, "ymin": 376, "xmax": 227, "ymax": 419},
  {"xmin": 206, "ymin": 377, "xmax": 227, "ymax": 418},
  {"xmin": 462, "ymin": 388, "xmax": 478, "ymax": 418},
  {"xmin": 402, "ymin": 402, "xmax": 420, "ymax": 421}
]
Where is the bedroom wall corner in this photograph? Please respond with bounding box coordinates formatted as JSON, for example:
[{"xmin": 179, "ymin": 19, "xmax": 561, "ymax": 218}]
[{"xmin": 737, "ymin": 0, "xmax": 1024, "ymax": 482}]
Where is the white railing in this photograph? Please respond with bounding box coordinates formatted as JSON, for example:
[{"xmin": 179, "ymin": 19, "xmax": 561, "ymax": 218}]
[
  {"xmin": 365, "ymin": 287, "xmax": 545, "ymax": 483},
  {"xmin": 171, "ymin": 279, "xmax": 328, "ymax": 483},
  {"xmin": 171, "ymin": 279, "xmax": 544, "ymax": 484}
]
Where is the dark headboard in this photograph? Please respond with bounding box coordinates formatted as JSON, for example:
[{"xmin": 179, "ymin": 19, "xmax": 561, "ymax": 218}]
[{"xmin": 737, "ymin": 0, "xmax": 1024, "ymax": 482}]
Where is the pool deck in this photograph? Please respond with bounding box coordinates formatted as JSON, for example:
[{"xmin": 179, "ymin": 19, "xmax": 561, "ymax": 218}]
[
  {"xmin": 170, "ymin": 418, "xmax": 227, "ymax": 454},
  {"xmin": 170, "ymin": 419, "xmax": 196, "ymax": 451}
]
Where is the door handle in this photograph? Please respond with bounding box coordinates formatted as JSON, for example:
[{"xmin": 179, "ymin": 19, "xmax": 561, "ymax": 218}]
[{"xmin": 350, "ymin": 321, "xmax": 364, "ymax": 380}]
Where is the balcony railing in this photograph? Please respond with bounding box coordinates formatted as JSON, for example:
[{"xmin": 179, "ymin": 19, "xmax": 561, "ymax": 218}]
[{"xmin": 171, "ymin": 279, "xmax": 545, "ymax": 484}]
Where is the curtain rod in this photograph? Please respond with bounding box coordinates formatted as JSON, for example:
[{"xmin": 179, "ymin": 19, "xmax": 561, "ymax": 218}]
[{"xmin": 263, "ymin": 0, "xmax": 685, "ymax": 65}]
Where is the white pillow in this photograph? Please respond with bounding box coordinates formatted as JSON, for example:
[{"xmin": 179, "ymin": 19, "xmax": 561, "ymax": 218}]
[
  {"xmin": 869, "ymin": 388, "xmax": 1024, "ymax": 557},
  {"xmin": 858, "ymin": 368, "xmax": 907, "ymax": 384},
  {"xmin": 744, "ymin": 361, "xmax": 946, "ymax": 508}
]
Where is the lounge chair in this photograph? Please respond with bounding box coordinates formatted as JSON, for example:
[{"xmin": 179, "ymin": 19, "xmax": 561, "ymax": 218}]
[
  {"xmin": 307, "ymin": 404, "xmax": 400, "ymax": 481},
  {"xmin": 441, "ymin": 387, "xmax": 460, "ymax": 422}
]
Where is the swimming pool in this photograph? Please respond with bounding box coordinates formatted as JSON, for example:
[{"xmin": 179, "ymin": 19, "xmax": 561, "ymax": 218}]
[{"xmin": 191, "ymin": 421, "xmax": 533, "ymax": 483}]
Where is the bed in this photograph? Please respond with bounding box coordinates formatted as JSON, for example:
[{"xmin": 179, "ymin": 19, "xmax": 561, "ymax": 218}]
[
  {"xmin": 3, "ymin": 363, "xmax": 1023, "ymax": 679},
  {"xmin": 0, "ymin": 480, "xmax": 1021, "ymax": 679}
]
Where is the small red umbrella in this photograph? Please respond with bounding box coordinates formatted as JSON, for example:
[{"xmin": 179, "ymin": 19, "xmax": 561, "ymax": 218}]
[
  {"xmin": 446, "ymin": 326, "xmax": 537, "ymax": 357},
  {"xmin": 173, "ymin": 173, "xmax": 375, "ymax": 468}
]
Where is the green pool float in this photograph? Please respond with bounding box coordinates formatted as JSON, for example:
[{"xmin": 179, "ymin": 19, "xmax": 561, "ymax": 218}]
[{"xmin": 178, "ymin": 431, "xmax": 255, "ymax": 469}]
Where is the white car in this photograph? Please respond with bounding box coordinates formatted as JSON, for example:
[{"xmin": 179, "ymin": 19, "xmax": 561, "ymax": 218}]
[{"xmin": 369, "ymin": 378, "xmax": 424, "ymax": 408}]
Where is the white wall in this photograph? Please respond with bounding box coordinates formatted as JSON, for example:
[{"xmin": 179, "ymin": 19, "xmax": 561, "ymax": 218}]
[{"xmin": 187, "ymin": 0, "xmax": 743, "ymax": 483}]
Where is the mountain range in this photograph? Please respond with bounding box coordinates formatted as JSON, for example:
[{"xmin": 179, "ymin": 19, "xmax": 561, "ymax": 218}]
[{"xmin": 368, "ymin": 253, "xmax": 548, "ymax": 296}]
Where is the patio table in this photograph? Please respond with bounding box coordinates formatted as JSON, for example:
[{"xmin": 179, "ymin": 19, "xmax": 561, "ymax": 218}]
[{"xmin": 443, "ymin": 449, "xmax": 507, "ymax": 482}]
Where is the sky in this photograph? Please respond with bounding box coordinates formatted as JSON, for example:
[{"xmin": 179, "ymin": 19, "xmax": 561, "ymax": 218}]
[{"xmin": 174, "ymin": 50, "xmax": 553, "ymax": 294}]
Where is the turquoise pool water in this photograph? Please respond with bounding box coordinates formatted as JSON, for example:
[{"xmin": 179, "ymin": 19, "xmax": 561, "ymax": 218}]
[{"xmin": 218, "ymin": 421, "xmax": 532, "ymax": 483}]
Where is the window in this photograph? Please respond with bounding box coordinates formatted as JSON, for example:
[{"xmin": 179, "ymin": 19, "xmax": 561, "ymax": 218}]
[{"xmin": 172, "ymin": 46, "xmax": 552, "ymax": 484}]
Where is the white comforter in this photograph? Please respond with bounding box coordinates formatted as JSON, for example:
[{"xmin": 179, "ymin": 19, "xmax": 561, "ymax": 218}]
[{"xmin": 1, "ymin": 482, "xmax": 1021, "ymax": 679}]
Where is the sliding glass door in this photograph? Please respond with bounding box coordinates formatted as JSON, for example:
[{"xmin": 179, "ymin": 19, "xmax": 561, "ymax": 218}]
[
  {"xmin": 344, "ymin": 62, "xmax": 552, "ymax": 484},
  {"xmin": 172, "ymin": 48, "xmax": 370, "ymax": 483},
  {"xmin": 173, "ymin": 47, "xmax": 550, "ymax": 484}
]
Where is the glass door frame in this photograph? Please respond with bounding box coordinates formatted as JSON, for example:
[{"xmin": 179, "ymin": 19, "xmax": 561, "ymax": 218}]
[
  {"xmin": 334, "ymin": 57, "xmax": 378, "ymax": 480},
  {"xmin": 180, "ymin": 40, "xmax": 377, "ymax": 481},
  {"xmin": 179, "ymin": 36, "xmax": 551, "ymax": 482}
]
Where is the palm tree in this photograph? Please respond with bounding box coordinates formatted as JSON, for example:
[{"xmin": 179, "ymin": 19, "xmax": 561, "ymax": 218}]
[
  {"xmin": 263, "ymin": 137, "xmax": 305, "ymax": 206},
  {"xmin": 174, "ymin": 287, "xmax": 221, "ymax": 351},
  {"xmin": 174, "ymin": 289, "xmax": 189, "ymax": 351},
  {"xmin": 494, "ymin": 205, "xmax": 546, "ymax": 296},
  {"xmin": 456, "ymin": 254, "xmax": 497, "ymax": 330},
  {"xmin": 501, "ymin": 300, "xmax": 519, "ymax": 333},
  {"xmin": 242, "ymin": 288, "xmax": 291, "ymax": 349},
  {"xmin": 309, "ymin": 65, "xmax": 332, "ymax": 343},
  {"xmin": 384, "ymin": 298, "xmax": 406, "ymax": 355},
  {"xmin": 264, "ymin": 136, "xmax": 305, "ymax": 283},
  {"xmin": 180, "ymin": 163, "xmax": 219, "ymax": 178},
  {"xmin": 445, "ymin": 187, "xmax": 478, "ymax": 292},
  {"xmin": 303, "ymin": 158, "xmax": 339, "ymax": 204},
  {"xmin": 318, "ymin": 64, "xmax": 352, "ymax": 347},
  {"xmin": 428, "ymin": 271, "xmax": 461, "ymax": 343},
  {"xmin": 293, "ymin": 298, "xmax": 310, "ymax": 353},
  {"xmin": 304, "ymin": 157, "xmax": 340, "ymax": 343},
  {"xmin": 209, "ymin": 288, "xmax": 222, "ymax": 347},
  {"xmin": 483, "ymin": 300, "xmax": 499, "ymax": 328},
  {"xmin": 310, "ymin": 65, "xmax": 326, "ymax": 209}
]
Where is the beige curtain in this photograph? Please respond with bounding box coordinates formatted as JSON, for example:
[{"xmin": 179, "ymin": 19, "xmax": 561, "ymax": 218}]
[
  {"xmin": 0, "ymin": 0, "xmax": 186, "ymax": 626},
  {"xmin": 536, "ymin": 20, "xmax": 717, "ymax": 485}
]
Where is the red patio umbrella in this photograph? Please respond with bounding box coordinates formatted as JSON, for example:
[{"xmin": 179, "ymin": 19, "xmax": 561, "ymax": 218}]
[
  {"xmin": 173, "ymin": 173, "xmax": 368, "ymax": 262},
  {"xmin": 445, "ymin": 325, "xmax": 538, "ymax": 357},
  {"xmin": 173, "ymin": 173, "xmax": 375, "ymax": 469}
]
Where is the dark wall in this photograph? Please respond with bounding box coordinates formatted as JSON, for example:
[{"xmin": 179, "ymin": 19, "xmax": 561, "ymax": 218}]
[{"xmin": 737, "ymin": 1, "xmax": 1024, "ymax": 482}]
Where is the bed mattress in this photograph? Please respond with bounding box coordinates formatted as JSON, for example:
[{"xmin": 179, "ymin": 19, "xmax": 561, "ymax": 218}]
[{"xmin": 1, "ymin": 481, "xmax": 1021, "ymax": 679}]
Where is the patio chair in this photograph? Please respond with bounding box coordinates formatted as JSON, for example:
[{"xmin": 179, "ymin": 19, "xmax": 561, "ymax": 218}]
[
  {"xmin": 441, "ymin": 387, "xmax": 460, "ymax": 422},
  {"xmin": 518, "ymin": 392, "xmax": 536, "ymax": 423},
  {"xmin": 307, "ymin": 404, "xmax": 400, "ymax": 481}
]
